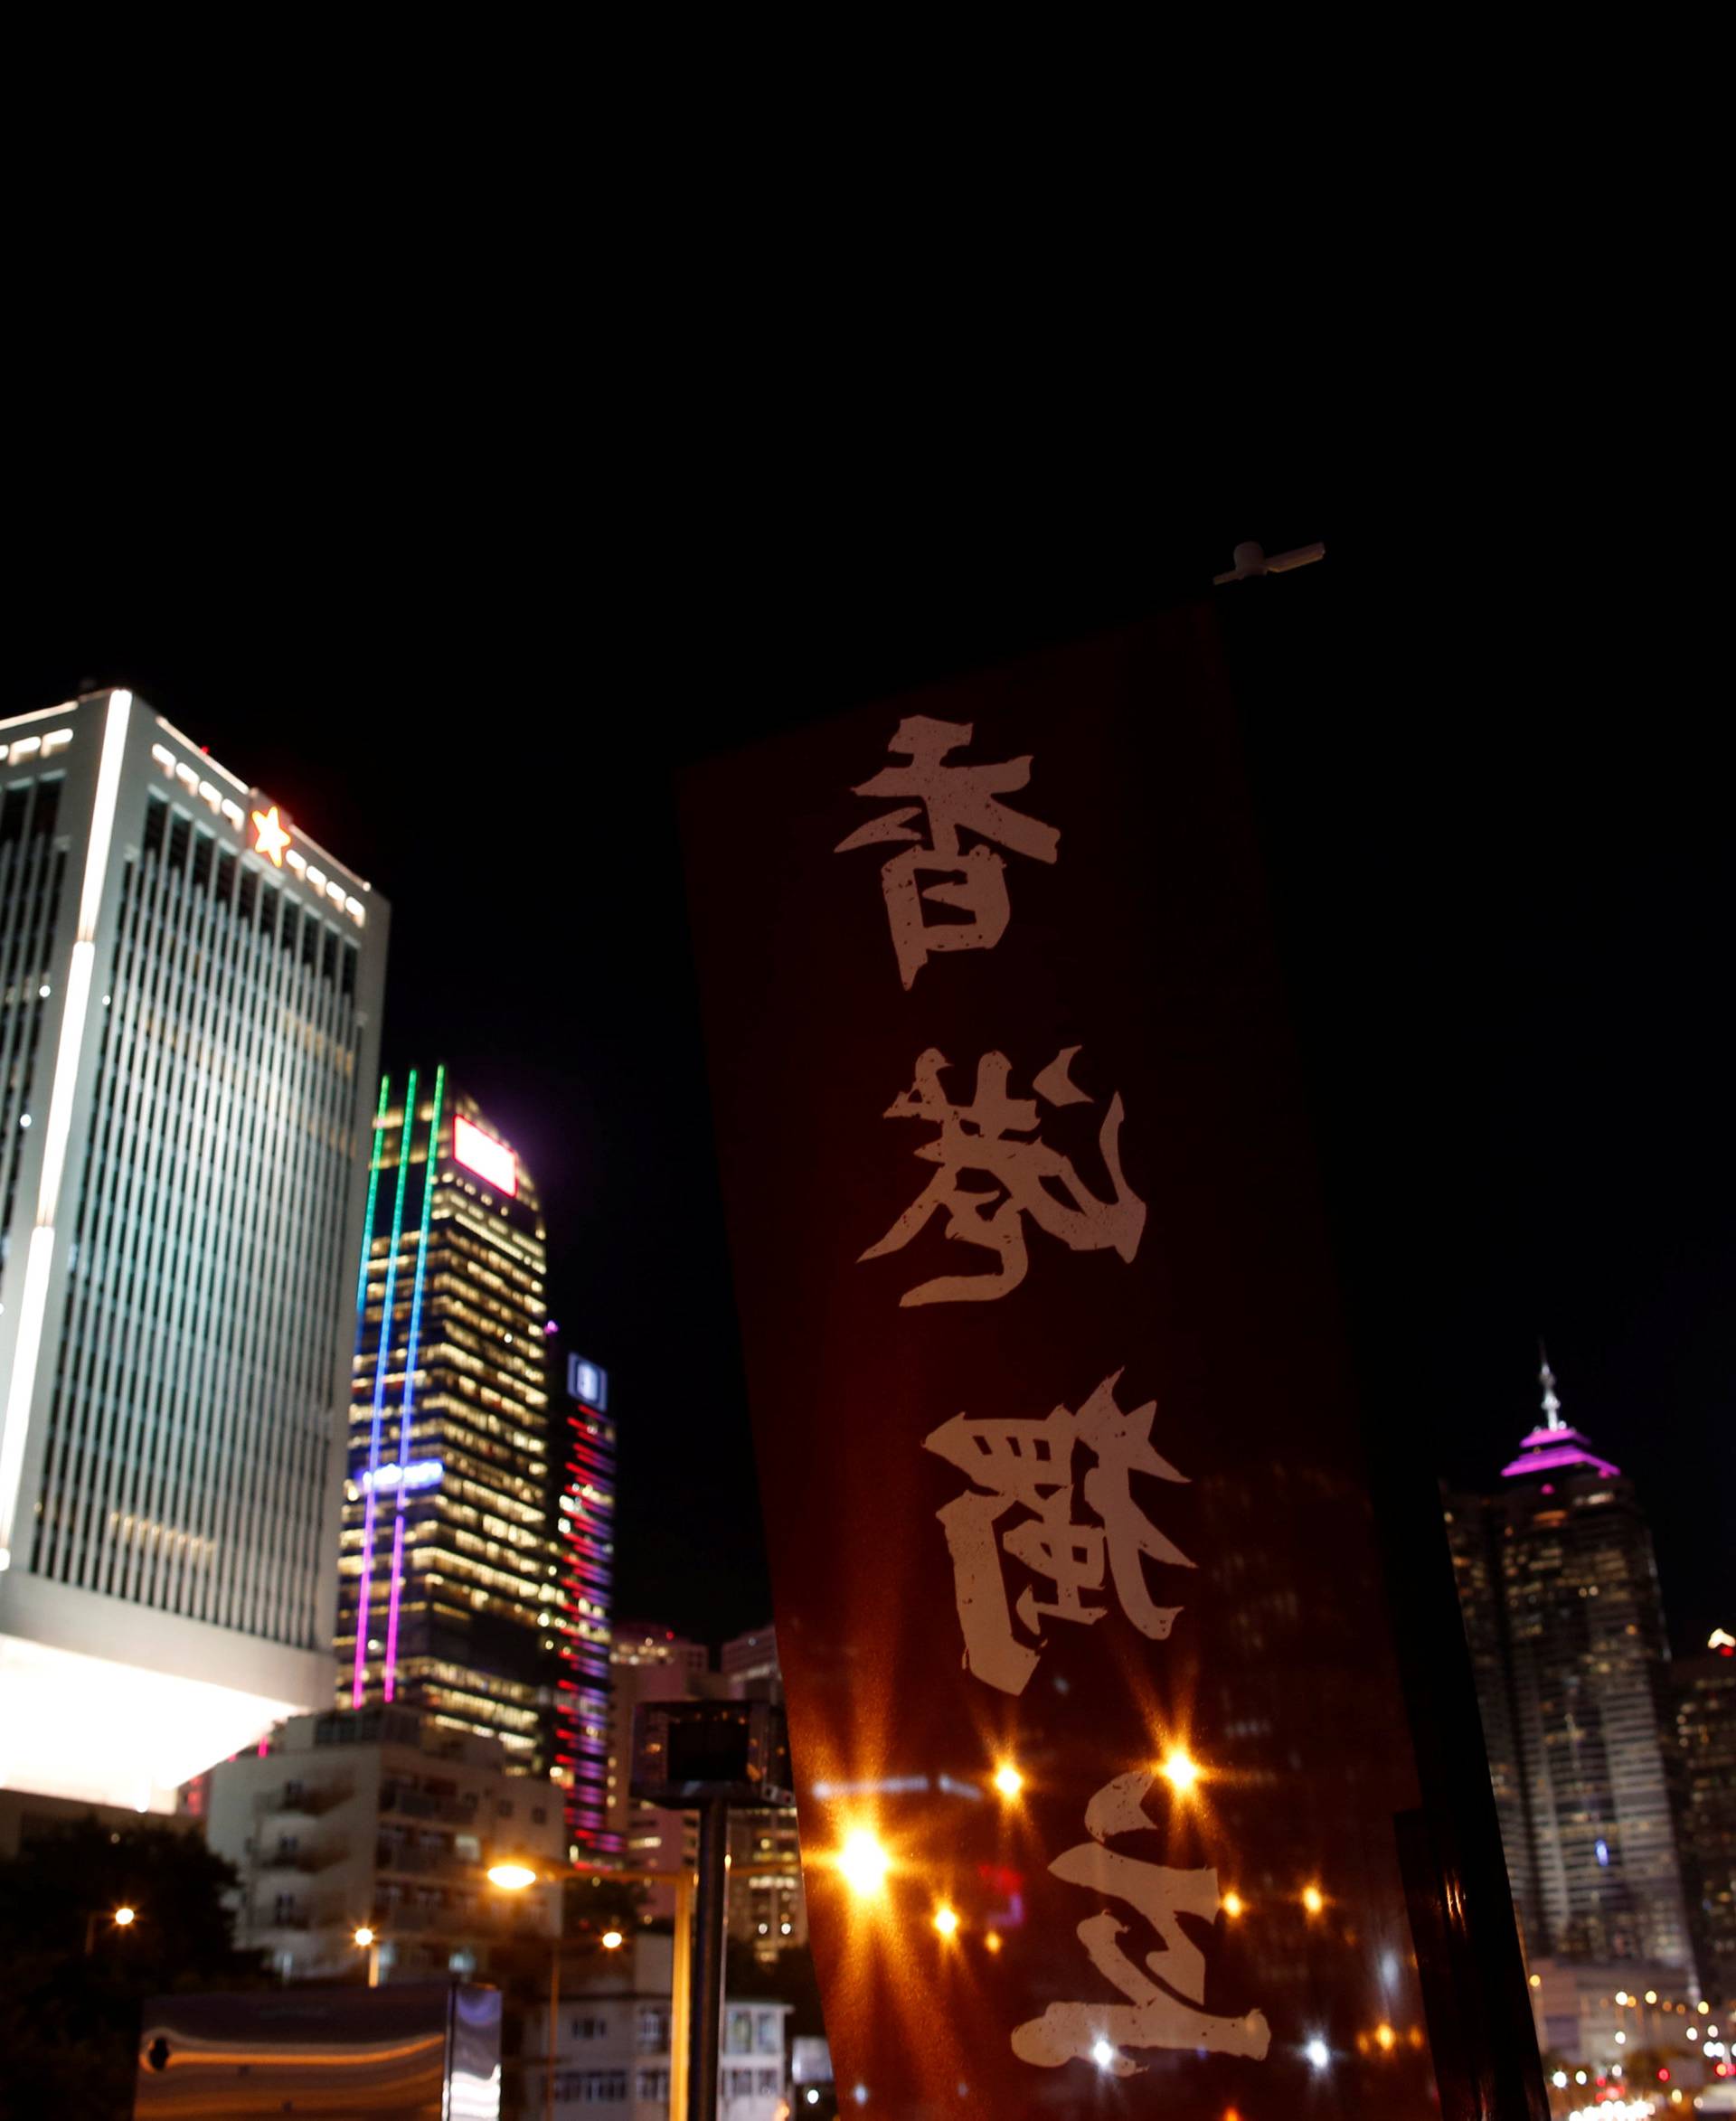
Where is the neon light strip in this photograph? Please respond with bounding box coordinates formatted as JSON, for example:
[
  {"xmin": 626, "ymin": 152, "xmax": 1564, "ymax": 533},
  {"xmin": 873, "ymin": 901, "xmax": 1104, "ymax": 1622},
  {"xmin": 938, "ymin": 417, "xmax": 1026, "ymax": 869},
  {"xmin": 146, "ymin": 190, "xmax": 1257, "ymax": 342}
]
[
  {"xmin": 351, "ymin": 1069, "xmax": 416, "ymax": 1706},
  {"xmin": 382, "ymin": 1064, "xmax": 443, "ymax": 1703},
  {"xmin": 0, "ymin": 690, "xmax": 131, "ymax": 1570},
  {"xmin": 354, "ymin": 1076, "xmax": 391, "ymax": 1317}
]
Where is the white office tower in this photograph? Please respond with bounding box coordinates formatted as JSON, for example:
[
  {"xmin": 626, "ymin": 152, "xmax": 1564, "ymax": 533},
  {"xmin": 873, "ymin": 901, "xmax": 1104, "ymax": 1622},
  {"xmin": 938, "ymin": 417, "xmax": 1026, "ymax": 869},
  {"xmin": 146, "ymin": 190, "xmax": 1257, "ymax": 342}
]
[{"xmin": 0, "ymin": 690, "xmax": 389, "ymax": 1810}]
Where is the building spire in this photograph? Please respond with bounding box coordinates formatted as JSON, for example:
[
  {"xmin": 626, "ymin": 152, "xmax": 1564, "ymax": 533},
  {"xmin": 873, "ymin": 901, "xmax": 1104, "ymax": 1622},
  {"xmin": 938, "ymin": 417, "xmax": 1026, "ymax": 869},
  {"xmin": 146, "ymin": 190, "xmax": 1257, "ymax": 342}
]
[{"xmin": 1539, "ymin": 1340, "xmax": 1564, "ymax": 1430}]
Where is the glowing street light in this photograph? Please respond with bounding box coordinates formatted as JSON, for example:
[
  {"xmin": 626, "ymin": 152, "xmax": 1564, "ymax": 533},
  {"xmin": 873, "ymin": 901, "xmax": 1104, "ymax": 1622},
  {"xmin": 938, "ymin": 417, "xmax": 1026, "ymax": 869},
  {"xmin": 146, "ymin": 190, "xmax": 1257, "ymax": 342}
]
[
  {"xmin": 600, "ymin": 1929, "xmax": 625, "ymax": 1951},
  {"xmin": 1222, "ymin": 1891, "xmax": 1245, "ymax": 1919},
  {"xmin": 353, "ymin": 1926, "xmax": 375, "ymax": 1948},
  {"xmin": 1374, "ymin": 2023, "xmax": 1396, "ymax": 2053},
  {"xmin": 837, "ymin": 1829, "xmax": 891, "ymax": 1899},
  {"xmin": 84, "ymin": 1905, "xmax": 141, "ymax": 1956},
  {"xmin": 1305, "ymin": 2037, "xmax": 1330, "ymax": 2069},
  {"xmin": 1157, "ymin": 1748, "xmax": 1201, "ymax": 1797},
  {"xmin": 1091, "ymin": 2039, "xmax": 1117, "ymax": 2069},
  {"xmin": 1301, "ymin": 1884, "xmax": 1326, "ymax": 1917},
  {"xmin": 932, "ymin": 1905, "xmax": 959, "ymax": 1938},
  {"xmin": 984, "ymin": 1931, "xmax": 1004, "ymax": 1956},
  {"xmin": 992, "ymin": 1763, "xmax": 1024, "ymax": 1799},
  {"xmin": 486, "ymin": 1862, "xmax": 539, "ymax": 1892}
]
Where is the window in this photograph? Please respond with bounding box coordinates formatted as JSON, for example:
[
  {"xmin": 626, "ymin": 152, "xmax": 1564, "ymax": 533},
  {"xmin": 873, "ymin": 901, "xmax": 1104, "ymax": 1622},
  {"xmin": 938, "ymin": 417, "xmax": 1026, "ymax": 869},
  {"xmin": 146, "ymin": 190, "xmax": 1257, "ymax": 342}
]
[
  {"xmin": 569, "ymin": 2013, "xmax": 608, "ymax": 2040},
  {"xmin": 726, "ymin": 2010, "xmax": 753, "ymax": 2053},
  {"xmin": 636, "ymin": 2069, "xmax": 669, "ymax": 2101},
  {"xmin": 552, "ymin": 2071, "xmax": 626, "ymax": 2103},
  {"xmin": 635, "ymin": 2006, "xmax": 669, "ymax": 2052},
  {"xmin": 755, "ymin": 2013, "xmax": 779, "ymax": 2053},
  {"xmin": 758, "ymin": 2069, "xmax": 779, "ymax": 2094}
]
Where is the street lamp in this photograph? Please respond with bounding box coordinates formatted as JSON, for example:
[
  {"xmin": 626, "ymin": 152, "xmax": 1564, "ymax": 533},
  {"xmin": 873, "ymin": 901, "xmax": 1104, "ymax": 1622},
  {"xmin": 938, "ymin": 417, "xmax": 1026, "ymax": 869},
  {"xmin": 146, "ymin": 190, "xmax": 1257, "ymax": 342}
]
[
  {"xmin": 486, "ymin": 1862, "xmax": 563, "ymax": 2121},
  {"xmin": 84, "ymin": 1906, "xmax": 139, "ymax": 1956},
  {"xmin": 353, "ymin": 1926, "xmax": 382, "ymax": 1988}
]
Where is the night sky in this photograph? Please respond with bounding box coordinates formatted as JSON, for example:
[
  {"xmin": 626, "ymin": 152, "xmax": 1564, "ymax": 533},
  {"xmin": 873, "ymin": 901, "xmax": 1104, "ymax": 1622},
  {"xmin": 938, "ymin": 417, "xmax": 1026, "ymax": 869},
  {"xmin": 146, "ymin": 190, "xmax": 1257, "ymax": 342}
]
[{"xmin": 8, "ymin": 481, "xmax": 1731, "ymax": 1657}]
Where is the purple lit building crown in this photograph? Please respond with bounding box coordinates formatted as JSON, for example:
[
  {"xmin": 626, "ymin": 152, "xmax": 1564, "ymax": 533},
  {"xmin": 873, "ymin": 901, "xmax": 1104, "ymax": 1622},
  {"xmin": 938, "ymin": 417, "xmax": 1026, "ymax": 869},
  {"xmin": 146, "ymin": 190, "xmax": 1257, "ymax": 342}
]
[{"xmin": 1499, "ymin": 1424, "xmax": 1622, "ymax": 1483}]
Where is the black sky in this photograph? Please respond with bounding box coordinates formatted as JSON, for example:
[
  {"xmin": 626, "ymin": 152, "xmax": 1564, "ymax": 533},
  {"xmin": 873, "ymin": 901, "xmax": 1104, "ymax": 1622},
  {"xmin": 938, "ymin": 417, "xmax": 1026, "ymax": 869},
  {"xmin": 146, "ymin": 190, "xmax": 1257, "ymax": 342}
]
[{"xmin": 8, "ymin": 461, "xmax": 1731, "ymax": 1657}]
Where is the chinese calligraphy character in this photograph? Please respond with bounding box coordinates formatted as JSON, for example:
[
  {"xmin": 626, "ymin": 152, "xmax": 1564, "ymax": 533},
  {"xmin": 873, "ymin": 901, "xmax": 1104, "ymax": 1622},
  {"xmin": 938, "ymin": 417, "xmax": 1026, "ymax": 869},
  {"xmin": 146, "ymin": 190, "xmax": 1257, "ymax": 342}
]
[
  {"xmin": 835, "ymin": 714, "xmax": 1059, "ymax": 989},
  {"xmin": 860, "ymin": 1044, "xmax": 1145, "ymax": 1306},
  {"xmin": 924, "ymin": 1369, "xmax": 1192, "ymax": 1695},
  {"xmin": 1011, "ymin": 1770, "xmax": 1270, "ymax": 2077}
]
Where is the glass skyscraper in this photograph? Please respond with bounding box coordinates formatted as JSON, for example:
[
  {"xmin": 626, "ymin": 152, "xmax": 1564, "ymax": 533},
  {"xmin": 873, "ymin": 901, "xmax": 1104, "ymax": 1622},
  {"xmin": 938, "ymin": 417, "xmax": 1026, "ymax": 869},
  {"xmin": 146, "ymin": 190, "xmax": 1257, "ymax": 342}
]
[
  {"xmin": 1447, "ymin": 1355, "xmax": 1694, "ymax": 1972},
  {"xmin": 0, "ymin": 688, "xmax": 388, "ymax": 1811},
  {"xmin": 337, "ymin": 1075, "xmax": 583, "ymax": 1804}
]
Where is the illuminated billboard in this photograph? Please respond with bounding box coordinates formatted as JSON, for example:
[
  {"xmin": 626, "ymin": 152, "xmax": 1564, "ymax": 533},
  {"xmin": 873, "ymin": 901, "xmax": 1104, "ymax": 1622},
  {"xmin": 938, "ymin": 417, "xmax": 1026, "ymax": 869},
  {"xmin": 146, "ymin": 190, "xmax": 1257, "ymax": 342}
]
[
  {"xmin": 452, "ymin": 1114, "xmax": 515, "ymax": 1196},
  {"xmin": 568, "ymin": 1355, "xmax": 608, "ymax": 1411}
]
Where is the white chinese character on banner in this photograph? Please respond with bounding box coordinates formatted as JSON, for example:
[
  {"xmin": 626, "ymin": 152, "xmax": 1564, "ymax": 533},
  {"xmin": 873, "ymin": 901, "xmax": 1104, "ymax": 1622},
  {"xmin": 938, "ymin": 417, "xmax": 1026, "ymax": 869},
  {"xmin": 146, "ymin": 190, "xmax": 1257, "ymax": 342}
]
[
  {"xmin": 860, "ymin": 1044, "xmax": 1145, "ymax": 1306},
  {"xmin": 835, "ymin": 715, "xmax": 1059, "ymax": 988},
  {"xmin": 924, "ymin": 1370, "xmax": 1192, "ymax": 1695},
  {"xmin": 1012, "ymin": 1770, "xmax": 1270, "ymax": 2078}
]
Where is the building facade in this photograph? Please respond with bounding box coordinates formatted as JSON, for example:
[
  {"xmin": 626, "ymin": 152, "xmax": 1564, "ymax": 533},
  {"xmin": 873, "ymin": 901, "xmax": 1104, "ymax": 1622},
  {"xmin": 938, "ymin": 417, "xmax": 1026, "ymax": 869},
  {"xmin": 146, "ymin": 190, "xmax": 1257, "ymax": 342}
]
[
  {"xmin": 719, "ymin": 1626, "xmax": 807, "ymax": 1964},
  {"xmin": 184, "ymin": 1704, "xmax": 562, "ymax": 1984},
  {"xmin": 606, "ymin": 1621, "xmax": 807, "ymax": 1959},
  {"xmin": 607, "ymin": 1623, "xmax": 711, "ymax": 1916},
  {"xmin": 537, "ymin": 1929, "xmax": 790, "ymax": 2121},
  {"xmin": 0, "ymin": 690, "xmax": 387, "ymax": 1811},
  {"xmin": 1673, "ymin": 1635, "xmax": 1736, "ymax": 2005},
  {"xmin": 555, "ymin": 1349, "xmax": 617, "ymax": 1862},
  {"xmin": 337, "ymin": 1075, "xmax": 572, "ymax": 1800},
  {"xmin": 1447, "ymin": 1355, "xmax": 1694, "ymax": 1972}
]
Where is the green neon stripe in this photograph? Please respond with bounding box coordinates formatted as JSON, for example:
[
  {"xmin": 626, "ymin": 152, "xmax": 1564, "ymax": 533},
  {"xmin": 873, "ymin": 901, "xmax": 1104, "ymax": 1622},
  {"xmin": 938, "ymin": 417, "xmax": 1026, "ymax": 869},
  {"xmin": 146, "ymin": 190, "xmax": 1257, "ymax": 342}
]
[
  {"xmin": 399, "ymin": 1062, "xmax": 445, "ymax": 1405},
  {"xmin": 354, "ymin": 1072, "xmax": 392, "ymax": 1319},
  {"xmin": 365, "ymin": 1068, "xmax": 419, "ymax": 1442}
]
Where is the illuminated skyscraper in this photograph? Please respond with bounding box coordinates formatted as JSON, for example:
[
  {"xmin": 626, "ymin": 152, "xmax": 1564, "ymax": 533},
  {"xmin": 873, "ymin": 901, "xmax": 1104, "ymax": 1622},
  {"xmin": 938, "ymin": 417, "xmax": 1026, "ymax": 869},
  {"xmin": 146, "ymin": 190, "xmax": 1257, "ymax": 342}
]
[
  {"xmin": 0, "ymin": 689, "xmax": 387, "ymax": 1810},
  {"xmin": 554, "ymin": 1349, "xmax": 618, "ymax": 1860},
  {"xmin": 1447, "ymin": 1353, "xmax": 1694, "ymax": 1971},
  {"xmin": 1672, "ymin": 1634, "xmax": 1736, "ymax": 2001},
  {"xmin": 338, "ymin": 1078, "xmax": 571, "ymax": 1793}
]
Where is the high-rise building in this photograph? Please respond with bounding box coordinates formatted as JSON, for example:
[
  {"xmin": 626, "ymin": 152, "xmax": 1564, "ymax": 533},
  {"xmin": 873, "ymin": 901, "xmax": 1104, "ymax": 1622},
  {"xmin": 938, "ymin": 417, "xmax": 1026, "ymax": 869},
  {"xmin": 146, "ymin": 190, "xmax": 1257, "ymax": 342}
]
[
  {"xmin": 1446, "ymin": 1353, "xmax": 1694, "ymax": 1971},
  {"xmin": 337, "ymin": 1076, "xmax": 570, "ymax": 1795},
  {"xmin": 0, "ymin": 689, "xmax": 387, "ymax": 1812},
  {"xmin": 555, "ymin": 1349, "xmax": 618, "ymax": 1862},
  {"xmin": 1672, "ymin": 1632, "xmax": 1736, "ymax": 2003}
]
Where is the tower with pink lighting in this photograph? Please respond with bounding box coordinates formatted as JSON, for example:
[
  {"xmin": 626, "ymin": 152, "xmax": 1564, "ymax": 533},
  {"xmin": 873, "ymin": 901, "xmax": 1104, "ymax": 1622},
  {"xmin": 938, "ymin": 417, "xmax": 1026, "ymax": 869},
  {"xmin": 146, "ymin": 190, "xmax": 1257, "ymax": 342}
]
[{"xmin": 1445, "ymin": 1348, "xmax": 1695, "ymax": 1977}]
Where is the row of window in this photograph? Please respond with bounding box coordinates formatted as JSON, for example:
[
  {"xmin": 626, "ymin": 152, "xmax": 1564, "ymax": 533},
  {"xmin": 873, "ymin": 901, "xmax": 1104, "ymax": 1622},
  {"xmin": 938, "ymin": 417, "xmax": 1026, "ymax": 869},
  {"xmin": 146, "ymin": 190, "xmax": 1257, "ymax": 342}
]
[{"xmin": 141, "ymin": 796, "xmax": 361, "ymax": 988}]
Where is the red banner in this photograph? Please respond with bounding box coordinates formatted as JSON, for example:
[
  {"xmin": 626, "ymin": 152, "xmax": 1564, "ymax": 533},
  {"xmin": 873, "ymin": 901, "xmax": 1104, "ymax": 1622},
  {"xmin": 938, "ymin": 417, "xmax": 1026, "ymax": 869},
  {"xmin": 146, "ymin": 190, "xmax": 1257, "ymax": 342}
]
[{"xmin": 683, "ymin": 606, "xmax": 1449, "ymax": 2114}]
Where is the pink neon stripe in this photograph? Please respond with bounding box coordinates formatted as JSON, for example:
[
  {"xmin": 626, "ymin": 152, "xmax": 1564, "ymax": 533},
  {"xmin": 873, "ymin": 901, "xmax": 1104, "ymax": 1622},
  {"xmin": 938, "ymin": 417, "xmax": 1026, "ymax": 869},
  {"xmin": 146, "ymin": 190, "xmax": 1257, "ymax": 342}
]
[
  {"xmin": 352, "ymin": 1489, "xmax": 380, "ymax": 1707},
  {"xmin": 382, "ymin": 1515, "xmax": 407, "ymax": 1702}
]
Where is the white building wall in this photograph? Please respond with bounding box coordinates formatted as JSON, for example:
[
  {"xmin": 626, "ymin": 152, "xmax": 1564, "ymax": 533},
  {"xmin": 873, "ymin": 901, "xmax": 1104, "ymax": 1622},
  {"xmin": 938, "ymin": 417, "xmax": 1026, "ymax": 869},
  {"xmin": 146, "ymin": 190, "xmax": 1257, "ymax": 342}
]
[{"xmin": 0, "ymin": 691, "xmax": 389, "ymax": 1808}]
